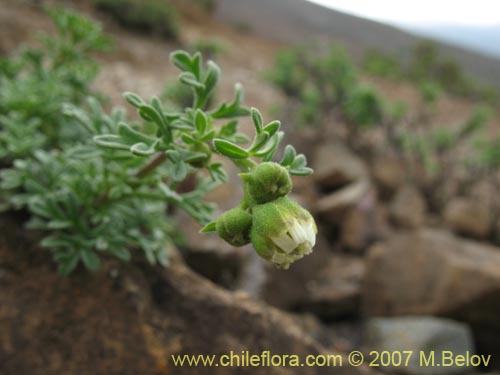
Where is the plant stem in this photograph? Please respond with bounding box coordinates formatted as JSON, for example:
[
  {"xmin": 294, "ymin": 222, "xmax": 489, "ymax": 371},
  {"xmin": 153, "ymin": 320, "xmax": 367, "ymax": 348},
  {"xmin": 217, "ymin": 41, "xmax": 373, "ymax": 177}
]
[
  {"xmin": 232, "ymin": 158, "xmax": 257, "ymax": 173},
  {"xmin": 136, "ymin": 152, "xmax": 167, "ymax": 178}
]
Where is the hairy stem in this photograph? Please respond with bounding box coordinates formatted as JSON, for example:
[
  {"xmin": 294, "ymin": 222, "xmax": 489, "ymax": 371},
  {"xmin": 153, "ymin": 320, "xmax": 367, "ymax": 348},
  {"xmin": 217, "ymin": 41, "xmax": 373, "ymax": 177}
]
[
  {"xmin": 136, "ymin": 152, "xmax": 167, "ymax": 178},
  {"xmin": 232, "ymin": 158, "xmax": 257, "ymax": 173}
]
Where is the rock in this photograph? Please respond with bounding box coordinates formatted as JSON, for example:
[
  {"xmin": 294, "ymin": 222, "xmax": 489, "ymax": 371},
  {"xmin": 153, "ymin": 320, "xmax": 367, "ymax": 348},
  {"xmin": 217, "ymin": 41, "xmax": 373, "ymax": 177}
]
[
  {"xmin": 259, "ymin": 236, "xmax": 365, "ymax": 321},
  {"xmin": 173, "ymin": 169, "xmax": 251, "ymax": 290},
  {"xmin": 341, "ymin": 208, "xmax": 371, "ymax": 251},
  {"xmin": 340, "ymin": 191, "xmax": 389, "ymax": 252},
  {"xmin": 444, "ymin": 198, "xmax": 491, "ymax": 239},
  {"xmin": 295, "ymin": 255, "xmax": 365, "ymax": 321},
  {"xmin": 389, "ymin": 184, "xmax": 426, "ymax": 228},
  {"xmin": 363, "ymin": 230, "xmax": 500, "ymax": 368},
  {"xmin": 0, "ymin": 217, "xmax": 377, "ymax": 375},
  {"xmin": 371, "ymin": 156, "xmax": 405, "ymax": 198},
  {"xmin": 365, "ymin": 317, "xmax": 475, "ymax": 375},
  {"xmin": 312, "ymin": 143, "xmax": 367, "ymax": 191},
  {"xmin": 315, "ymin": 179, "xmax": 371, "ymax": 223},
  {"xmin": 259, "ymin": 237, "xmax": 334, "ymax": 310},
  {"xmin": 175, "ymin": 210, "xmax": 250, "ymax": 290}
]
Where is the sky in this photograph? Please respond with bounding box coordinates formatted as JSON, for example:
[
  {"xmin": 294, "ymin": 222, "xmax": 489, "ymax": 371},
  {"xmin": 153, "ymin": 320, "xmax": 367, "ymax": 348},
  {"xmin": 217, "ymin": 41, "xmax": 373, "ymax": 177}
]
[{"xmin": 305, "ymin": 0, "xmax": 500, "ymax": 26}]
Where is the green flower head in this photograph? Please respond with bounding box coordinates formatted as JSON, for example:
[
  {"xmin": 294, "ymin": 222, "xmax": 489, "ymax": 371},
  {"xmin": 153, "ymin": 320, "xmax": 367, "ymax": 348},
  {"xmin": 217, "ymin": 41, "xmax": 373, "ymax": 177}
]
[
  {"xmin": 216, "ymin": 207, "xmax": 252, "ymax": 247},
  {"xmin": 240, "ymin": 162, "xmax": 292, "ymax": 204},
  {"xmin": 250, "ymin": 197, "xmax": 317, "ymax": 269}
]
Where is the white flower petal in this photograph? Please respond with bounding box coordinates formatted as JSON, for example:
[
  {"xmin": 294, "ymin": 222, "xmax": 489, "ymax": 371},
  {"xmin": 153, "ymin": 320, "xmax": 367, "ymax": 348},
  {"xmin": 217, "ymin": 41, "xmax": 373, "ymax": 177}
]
[
  {"xmin": 270, "ymin": 234, "xmax": 297, "ymax": 254},
  {"xmin": 305, "ymin": 222, "xmax": 316, "ymax": 247}
]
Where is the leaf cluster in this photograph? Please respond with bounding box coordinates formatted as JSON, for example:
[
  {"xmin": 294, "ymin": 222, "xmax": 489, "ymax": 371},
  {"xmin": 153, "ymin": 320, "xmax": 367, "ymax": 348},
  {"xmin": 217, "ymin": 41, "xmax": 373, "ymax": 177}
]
[{"xmin": 0, "ymin": 11, "xmax": 312, "ymax": 275}]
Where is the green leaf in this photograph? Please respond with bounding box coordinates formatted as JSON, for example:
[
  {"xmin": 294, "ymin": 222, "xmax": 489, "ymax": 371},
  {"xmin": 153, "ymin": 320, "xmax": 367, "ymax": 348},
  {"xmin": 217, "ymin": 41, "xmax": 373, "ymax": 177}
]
[
  {"xmin": 47, "ymin": 220, "xmax": 72, "ymax": 230},
  {"xmin": 219, "ymin": 120, "xmax": 238, "ymax": 137},
  {"xmin": 280, "ymin": 145, "xmax": 296, "ymax": 166},
  {"xmin": 111, "ymin": 247, "xmax": 131, "ymax": 262},
  {"xmin": 123, "ymin": 92, "xmax": 144, "ymax": 108},
  {"xmin": 289, "ymin": 167, "xmax": 314, "ymax": 176},
  {"xmin": 233, "ymin": 134, "xmax": 250, "ymax": 144},
  {"xmin": 179, "ymin": 72, "xmax": 205, "ymax": 90},
  {"xmin": 41, "ymin": 236, "xmax": 72, "ymax": 248},
  {"xmin": 199, "ymin": 129, "xmax": 216, "ymax": 142},
  {"xmin": 256, "ymin": 131, "xmax": 284, "ymax": 161},
  {"xmin": 291, "ymin": 154, "xmax": 307, "ymax": 169},
  {"xmin": 170, "ymin": 50, "xmax": 193, "ymax": 72},
  {"xmin": 169, "ymin": 161, "xmax": 188, "ymax": 182},
  {"xmin": 251, "ymin": 107, "xmax": 263, "ymax": 133},
  {"xmin": 158, "ymin": 182, "xmax": 183, "ymax": 203},
  {"xmin": 263, "ymin": 120, "xmax": 281, "ymax": 137},
  {"xmin": 204, "ymin": 61, "xmax": 220, "ymax": 95},
  {"xmin": 94, "ymin": 135, "xmax": 130, "ymax": 150},
  {"xmin": 130, "ymin": 142, "xmax": 156, "ymax": 156},
  {"xmin": 213, "ymin": 139, "xmax": 249, "ymax": 159},
  {"xmin": 200, "ymin": 221, "xmax": 217, "ymax": 233},
  {"xmin": 210, "ymin": 83, "xmax": 250, "ymax": 119},
  {"xmin": 249, "ymin": 132, "xmax": 270, "ymax": 153},
  {"xmin": 118, "ymin": 123, "xmax": 155, "ymax": 144},
  {"xmin": 57, "ymin": 254, "xmax": 80, "ymax": 276},
  {"xmin": 181, "ymin": 133, "xmax": 195, "ymax": 144},
  {"xmin": 208, "ymin": 162, "xmax": 227, "ymax": 182},
  {"xmin": 191, "ymin": 52, "xmax": 202, "ymax": 80},
  {"xmin": 139, "ymin": 105, "xmax": 163, "ymax": 128},
  {"xmin": 81, "ymin": 251, "xmax": 100, "ymax": 272},
  {"xmin": 195, "ymin": 110, "xmax": 208, "ymax": 134}
]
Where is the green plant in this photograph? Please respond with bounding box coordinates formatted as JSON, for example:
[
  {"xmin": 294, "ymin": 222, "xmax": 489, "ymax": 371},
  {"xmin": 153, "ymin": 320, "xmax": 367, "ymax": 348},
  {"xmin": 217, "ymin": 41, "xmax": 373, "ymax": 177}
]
[
  {"xmin": 267, "ymin": 48, "xmax": 308, "ymax": 97},
  {"xmin": 0, "ymin": 8, "xmax": 111, "ymax": 161},
  {"xmin": 400, "ymin": 104, "xmax": 489, "ymax": 212},
  {"xmin": 0, "ymin": 11, "xmax": 316, "ymax": 274},
  {"xmin": 317, "ymin": 46, "xmax": 358, "ymax": 104},
  {"xmin": 362, "ymin": 50, "xmax": 401, "ymax": 79},
  {"xmin": 343, "ymin": 85, "xmax": 384, "ymax": 127},
  {"xmin": 267, "ymin": 45, "xmax": 358, "ymax": 129},
  {"xmin": 93, "ymin": 0, "xmax": 179, "ymax": 40},
  {"xmin": 190, "ymin": 0, "xmax": 216, "ymax": 13},
  {"xmin": 189, "ymin": 38, "xmax": 226, "ymax": 60},
  {"xmin": 419, "ymin": 81, "xmax": 442, "ymax": 105}
]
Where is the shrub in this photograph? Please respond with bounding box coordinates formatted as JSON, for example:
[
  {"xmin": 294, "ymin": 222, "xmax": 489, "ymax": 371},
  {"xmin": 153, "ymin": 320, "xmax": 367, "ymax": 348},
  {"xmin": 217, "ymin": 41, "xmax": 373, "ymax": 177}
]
[
  {"xmin": 0, "ymin": 11, "xmax": 316, "ymax": 274},
  {"xmin": 93, "ymin": 0, "xmax": 179, "ymax": 40},
  {"xmin": 362, "ymin": 50, "xmax": 401, "ymax": 79},
  {"xmin": 0, "ymin": 8, "xmax": 111, "ymax": 161},
  {"xmin": 190, "ymin": 0, "xmax": 216, "ymax": 12},
  {"xmin": 316, "ymin": 45, "xmax": 358, "ymax": 104},
  {"xmin": 189, "ymin": 38, "xmax": 226, "ymax": 59},
  {"xmin": 267, "ymin": 48, "xmax": 308, "ymax": 97},
  {"xmin": 419, "ymin": 81, "xmax": 442, "ymax": 105},
  {"xmin": 267, "ymin": 44, "xmax": 358, "ymax": 130},
  {"xmin": 343, "ymin": 85, "xmax": 384, "ymax": 127}
]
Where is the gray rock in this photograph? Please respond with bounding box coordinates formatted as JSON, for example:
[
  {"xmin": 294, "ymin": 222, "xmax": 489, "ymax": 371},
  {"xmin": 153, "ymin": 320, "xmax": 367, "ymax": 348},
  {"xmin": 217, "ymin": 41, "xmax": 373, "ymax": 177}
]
[
  {"xmin": 371, "ymin": 156, "xmax": 405, "ymax": 198},
  {"xmin": 313, "ymin": 142, "xmax": 368, "ymax": 190},
  {"xmin": 365, "ymin": 317, "xmax": 475, "ymax": 375},
  {"xmin": 315, "ymin": 179, "xmax": 371, "ymax": 223},
  {"xmin": 295, "ymin": 254, "xmax": 365, "ymax": 320},
  {"xmin": 444, "ymin": 198, "xmax": 491, "ymax": 239},
  {"xmin": 389, "ymin": 184, "xmax": 426, "ymax": 229},
  {"xmin": 175, "ymin": 210, "xmax": 250, "ymax": 289},
  {"xmin": 0, "ymin": 217, "xmax": 378, "ymax": 375},
  {"xmin": 340, "ymin": 190, "xmax": 389, "ymax": 252},
  {"xmin": 363, "ymin": 230, "xmax": 500, "ymax": 368}
]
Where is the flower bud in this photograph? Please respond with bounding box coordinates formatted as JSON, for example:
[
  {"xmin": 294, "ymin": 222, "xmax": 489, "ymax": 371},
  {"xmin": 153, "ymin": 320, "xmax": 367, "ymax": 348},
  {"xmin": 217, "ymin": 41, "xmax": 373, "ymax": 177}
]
[
  {"xmin": 240, "ymin": 162, "xmax": 292, "ymax": 204},
  {"xmin": 216, "ymin": 207, "xmax": 252, "ymax": 247},
  {"xmin": 250, "ymin": 197, "xmax": 317, "ymax": 269}
]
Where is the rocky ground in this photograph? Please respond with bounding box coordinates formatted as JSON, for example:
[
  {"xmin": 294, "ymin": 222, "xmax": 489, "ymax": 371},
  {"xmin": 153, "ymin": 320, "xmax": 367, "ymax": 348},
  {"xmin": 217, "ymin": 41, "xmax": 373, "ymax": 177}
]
[{"xmin": 1, "ymin": 1, "xmax": 500, "ymax": 375}]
